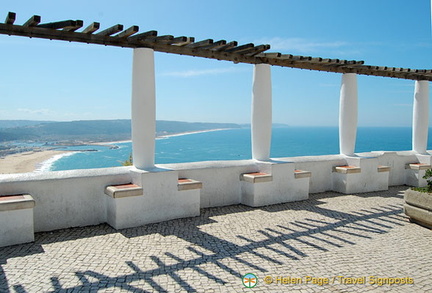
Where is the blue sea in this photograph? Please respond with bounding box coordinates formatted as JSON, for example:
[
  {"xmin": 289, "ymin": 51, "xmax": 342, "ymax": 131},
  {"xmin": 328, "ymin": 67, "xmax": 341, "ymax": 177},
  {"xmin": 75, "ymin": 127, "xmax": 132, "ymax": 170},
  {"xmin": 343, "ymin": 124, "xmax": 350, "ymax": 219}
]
[{"xmin": 45, "ymin": 127, "xmax": 428, "ymax": 171}]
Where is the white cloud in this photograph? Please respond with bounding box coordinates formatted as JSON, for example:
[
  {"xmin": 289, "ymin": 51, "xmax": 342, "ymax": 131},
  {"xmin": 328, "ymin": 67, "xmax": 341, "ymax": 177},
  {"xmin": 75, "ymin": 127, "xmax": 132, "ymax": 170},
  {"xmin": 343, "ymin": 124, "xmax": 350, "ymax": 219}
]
[
  {"xmin": 17, "ymin": 108, "xmax": 52, "ymax": 115},
  {"xmin": 161, "ymin": 67, "xmax": 246, "ymax": 78},
  {"xmin": 254, "ymin": 37, "xmax": 359, "ymax": 57},
  {"xmin": 255, "ymin": 37, "xmax": 347, "ymax": 52}
]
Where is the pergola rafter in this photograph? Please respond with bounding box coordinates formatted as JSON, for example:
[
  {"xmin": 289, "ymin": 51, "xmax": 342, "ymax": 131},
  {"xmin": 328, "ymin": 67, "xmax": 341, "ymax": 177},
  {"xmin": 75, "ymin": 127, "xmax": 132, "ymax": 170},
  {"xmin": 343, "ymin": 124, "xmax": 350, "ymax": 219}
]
[{"xmin": 0, "ymin": 12, "xmax": 431, "ymax": 81}]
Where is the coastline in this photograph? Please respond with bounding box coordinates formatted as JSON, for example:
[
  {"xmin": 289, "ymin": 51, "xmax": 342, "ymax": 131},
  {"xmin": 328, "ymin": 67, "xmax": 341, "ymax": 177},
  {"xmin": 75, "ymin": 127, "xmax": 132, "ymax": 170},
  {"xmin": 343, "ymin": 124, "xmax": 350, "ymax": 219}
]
[
  {"xmin": 157, "ymin": 128, "xmax": 231, "ymax": 139},
  {"xmin": 92, "ymin": 128, "xmax": 232, "ymax": 145},
  {"xmin": 0, "ymin": 150, "xmax": 71, "ymax": 174},
  {"xmin": 0, "ymin": 128, "xmax": 233, "ymax": 174}
]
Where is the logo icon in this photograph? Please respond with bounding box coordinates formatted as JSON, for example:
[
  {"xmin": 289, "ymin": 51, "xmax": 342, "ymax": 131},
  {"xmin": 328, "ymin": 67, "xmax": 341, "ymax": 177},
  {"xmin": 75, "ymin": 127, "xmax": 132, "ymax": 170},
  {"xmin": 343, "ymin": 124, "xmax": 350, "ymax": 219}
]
[{"xmin": 242, "ymin": 273, "xmax": 258, "ymax": 288}]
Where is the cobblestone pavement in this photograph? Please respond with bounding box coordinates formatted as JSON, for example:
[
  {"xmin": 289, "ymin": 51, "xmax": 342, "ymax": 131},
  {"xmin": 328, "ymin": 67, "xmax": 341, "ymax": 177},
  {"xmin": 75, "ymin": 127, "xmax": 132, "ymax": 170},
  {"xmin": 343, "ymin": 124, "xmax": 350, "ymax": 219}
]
[{"xmin": 1, "ymin": 186, "xmax": 431, "ymax": 292}]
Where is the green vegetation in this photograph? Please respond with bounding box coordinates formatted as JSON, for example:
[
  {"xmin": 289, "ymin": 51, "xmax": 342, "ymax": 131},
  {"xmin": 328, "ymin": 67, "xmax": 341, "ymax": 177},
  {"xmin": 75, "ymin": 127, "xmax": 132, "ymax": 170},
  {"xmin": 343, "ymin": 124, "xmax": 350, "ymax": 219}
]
[
  {"xmin": 122, "ymin": 154, "xmax": 133, "ymax": 166},
  {"xmin": 412, "ymin": 169, "xmax": 432, "ymax": 193},
  {"xmin": 0, "ymin": 120, "xmax": 241, "ymax": 143}
]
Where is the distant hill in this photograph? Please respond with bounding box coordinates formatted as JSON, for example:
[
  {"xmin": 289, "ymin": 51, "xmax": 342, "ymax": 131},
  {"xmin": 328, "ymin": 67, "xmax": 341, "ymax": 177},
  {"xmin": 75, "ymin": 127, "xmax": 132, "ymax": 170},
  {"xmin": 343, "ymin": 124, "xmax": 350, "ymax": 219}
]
[
  {"xmin": 0, "ymin": 120, "xmax": 55, "ymax": 129},
  {"xmin": 0, "ymin": 120, "xmax": 241, "ymax": 142}
]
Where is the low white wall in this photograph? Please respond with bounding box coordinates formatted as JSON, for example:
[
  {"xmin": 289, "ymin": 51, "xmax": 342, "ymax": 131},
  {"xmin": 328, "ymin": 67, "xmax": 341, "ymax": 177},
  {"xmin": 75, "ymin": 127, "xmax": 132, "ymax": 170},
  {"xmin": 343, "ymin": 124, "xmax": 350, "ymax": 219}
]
[
  {"xmin": 0, "ymin": 167, "xmax": 132, "ymax": 232},
  {"xmin": 373, "ymin": 151, "xmax": 419, "ymax": 186},
  {"xmin": 163, "ymin": 160, "xmax": 258, "ymax": 208},
  {"xmin": 279, "ymin": 154, "xmax": 346, "ymax": 193},
  {"xmin": 0, "ymin": 151, "xmax": 430, "ymax": 233}
]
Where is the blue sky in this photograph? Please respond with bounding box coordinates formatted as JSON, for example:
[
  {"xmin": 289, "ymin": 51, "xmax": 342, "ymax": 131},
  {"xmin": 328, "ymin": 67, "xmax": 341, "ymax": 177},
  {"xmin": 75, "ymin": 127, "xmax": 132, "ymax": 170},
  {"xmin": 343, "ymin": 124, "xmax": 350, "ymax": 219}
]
[{"xmin": 0, "ymin": 0, "xmax": 431, "ymax": 126}]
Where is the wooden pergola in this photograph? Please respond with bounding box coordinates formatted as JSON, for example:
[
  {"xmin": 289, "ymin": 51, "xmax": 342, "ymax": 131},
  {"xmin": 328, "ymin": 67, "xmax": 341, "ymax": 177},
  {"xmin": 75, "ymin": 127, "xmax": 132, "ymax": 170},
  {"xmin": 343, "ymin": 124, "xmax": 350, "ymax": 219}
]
[
  {"xmin": 1, "ymin": 12, "xmax": 431, "ymax": 169},
  {"xmin": 1, "ymin": 12, "xmax": 431, "ymax": 81}
]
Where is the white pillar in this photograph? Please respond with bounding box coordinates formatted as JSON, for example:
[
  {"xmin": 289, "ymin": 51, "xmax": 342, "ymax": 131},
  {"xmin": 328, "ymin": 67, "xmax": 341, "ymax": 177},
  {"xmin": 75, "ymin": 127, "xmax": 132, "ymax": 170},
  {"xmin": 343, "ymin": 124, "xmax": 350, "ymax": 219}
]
[
  {"xmin": 251, "ymin": 64, "xmax": 272, "ymax": 161},
  {"xmin": 339, "ymin": 73, "xmax": 358, "ymax": 156},
  {"xmin": 131, "ymin": 48, "xmax": 156, "ymax": 169},
  {"xmin": 412, "ymin": 80, "xmax": 430, "ymax": 153}
]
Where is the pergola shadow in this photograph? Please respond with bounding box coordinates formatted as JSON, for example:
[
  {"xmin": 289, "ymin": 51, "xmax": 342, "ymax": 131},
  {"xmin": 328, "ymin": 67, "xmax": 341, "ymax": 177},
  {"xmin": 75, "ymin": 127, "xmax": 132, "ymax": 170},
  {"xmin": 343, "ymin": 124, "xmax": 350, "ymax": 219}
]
[{"xmin": 0, "ymin": 186, "xmax": 408, "ymax": 292}]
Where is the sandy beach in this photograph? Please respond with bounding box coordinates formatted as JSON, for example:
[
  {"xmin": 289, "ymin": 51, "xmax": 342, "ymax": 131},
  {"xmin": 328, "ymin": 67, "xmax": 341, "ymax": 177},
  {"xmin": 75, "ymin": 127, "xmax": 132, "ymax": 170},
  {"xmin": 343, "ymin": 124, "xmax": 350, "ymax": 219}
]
[
  {"xmin": 157, "ymin": 128, "xmax": 231, "ymax": 138},
  {"xmin": 0, "ymin": 128, "xmax": 233, "ymax": 174},
  {"xmin": 0, "ymin": 150, "xmax": 68, "ymax": 174},
  {"xmin": 92, "ymin": 128, "xmax": 232, "ymax": 146}
]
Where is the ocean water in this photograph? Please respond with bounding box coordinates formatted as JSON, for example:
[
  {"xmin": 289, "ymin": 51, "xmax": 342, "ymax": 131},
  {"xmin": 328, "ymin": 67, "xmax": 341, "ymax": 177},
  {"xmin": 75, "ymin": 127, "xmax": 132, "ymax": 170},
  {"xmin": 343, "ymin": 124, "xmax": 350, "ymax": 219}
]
[{"xmin": 48, "ymin": 127, "xmax": 426, "ymax": 172}]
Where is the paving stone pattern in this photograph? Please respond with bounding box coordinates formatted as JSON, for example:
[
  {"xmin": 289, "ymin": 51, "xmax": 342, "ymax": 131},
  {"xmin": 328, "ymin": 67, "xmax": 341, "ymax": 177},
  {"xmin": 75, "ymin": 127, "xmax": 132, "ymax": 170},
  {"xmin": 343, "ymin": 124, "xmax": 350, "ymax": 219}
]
[{"xmin": 1, "ymin": 186, "xmax": 431, "ymax": 292}]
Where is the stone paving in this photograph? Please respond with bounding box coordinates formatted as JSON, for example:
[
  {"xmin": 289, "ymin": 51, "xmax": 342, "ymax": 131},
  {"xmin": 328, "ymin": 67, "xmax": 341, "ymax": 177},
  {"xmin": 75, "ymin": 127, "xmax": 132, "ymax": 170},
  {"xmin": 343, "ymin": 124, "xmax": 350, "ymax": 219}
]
[{"xmin": 1, "ymin": 186, "xmax": 431, "ymax": 292}]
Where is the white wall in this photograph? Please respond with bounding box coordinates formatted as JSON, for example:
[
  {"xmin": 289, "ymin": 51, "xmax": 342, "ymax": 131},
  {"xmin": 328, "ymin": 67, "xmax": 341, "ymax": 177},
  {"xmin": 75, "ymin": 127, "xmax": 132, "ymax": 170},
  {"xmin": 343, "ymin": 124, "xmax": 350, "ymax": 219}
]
[
  {"xmin": 280, "ymin": 155, "xmax": 346, "ymax": 193},
  {"xmin": 164, "ymin": 160, "xmax": 258, "ymax": 208},
  {"xmin": 0, "ymin": 167, "xmax": 132, "ymax": 232},
  {"xmin": 0, "ymin": 151, "xmax": 429, "ymax": 234}
]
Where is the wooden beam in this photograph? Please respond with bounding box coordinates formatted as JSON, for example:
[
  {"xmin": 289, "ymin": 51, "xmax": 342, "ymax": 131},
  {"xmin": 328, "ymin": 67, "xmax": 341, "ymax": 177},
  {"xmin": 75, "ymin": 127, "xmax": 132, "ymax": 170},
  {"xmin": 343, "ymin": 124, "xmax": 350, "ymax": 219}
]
[
  {"xmin": 115, "ymin": 25, "xmax": 139, "ymax": 38},
  {"xmin": 212, "ymin": 41, "xmax": 238, "ymax": 51},
  {"xmin": 185, "ymin": 39, "xmax": 213, "ymax": 48},
  {"xmin": 23, "ymin": 15, "xmax": 41, "ymax": 27},
  {"xmin": 82, "ymin": 22, "xmax": 100, "ymax": 34},
  {"xmin": 127, "ymin": 30, "xmax": 157, "ymax": 41},
  {"xmin": 224, "ymin": 43, "xmax": 254, "ymax": 53},
  {"xmin": 320, "ymin": 59, "xmax": 341, "ymax": 64},
  {"xmin": 37, "ymin": 20, "xmax": 78, "ymax": 30},
  {"xmin": 292, "ymin": 55, "xmax": 312, "ymax": 61},
  {"xmin": 166, "ymin": 36, "xmax": 187, "ymax": 44},
  {"xmin": 255, "ymin": 52, "xmax": 282, "ymax": 58},
  {"xmin": 0, "ymin": 20, "xmax": 430, "ymax": 81},
  {"xmin": 171, "ymin": 36, "xmax": 195, "ymax": 46},
  {"xmin": 141, "ymin": 35, "xmax": 174, "ymax": 44},
  {"xmin": 241, "ymin": 44, "xmax": 271, "ymax": 56},
  {"xmin": 277, "ymin": 54, "xmax": 293, "ymax": 59},
  {"xmin": 96, "ymin": 24, "xmax": 123, "ymax": 36},
  {"xmin": 153, "ymin": 35, "xmax": 174, "ymax": 42},
  {"xmin": 345, "ymin": 60, "xmax": 365, "ymax": 65},
  {"xmin": 309, "ymin": 57, "xmax": 323, "ymax": 62},
  {"xmin": 5, "ymin": 12, "xmax": 16, "ymax": 25},
  {"xmin": 63, "ymin": 20, "xmax": 83, "ymax": 32},
  {"xmin": 200, "ymin": 40, "xmax": 226, "ymax": 50}
]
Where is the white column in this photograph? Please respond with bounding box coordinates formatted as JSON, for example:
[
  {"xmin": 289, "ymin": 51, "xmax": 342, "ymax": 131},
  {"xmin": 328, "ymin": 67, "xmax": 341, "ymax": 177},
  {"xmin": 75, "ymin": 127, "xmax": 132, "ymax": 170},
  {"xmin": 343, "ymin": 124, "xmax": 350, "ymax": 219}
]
[
  {"xmin": 131, "ymin": 48, "xmax": 156, "ymax": 169},
  {"xmin": 339, "ymin": 73, "xmax": 358, "ymax": 156},
  {"xmin": 251, "ymin": 64, "xmax": 272, "ymax": 161},
  {"xmin": 412, "ymin": 80, "xmax": 430, "ymax": 153}
]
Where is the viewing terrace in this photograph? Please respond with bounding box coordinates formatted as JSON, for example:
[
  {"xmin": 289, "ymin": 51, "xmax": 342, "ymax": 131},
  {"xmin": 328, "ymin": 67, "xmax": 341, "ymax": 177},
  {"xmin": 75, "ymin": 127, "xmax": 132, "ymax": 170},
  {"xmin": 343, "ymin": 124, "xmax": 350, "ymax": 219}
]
[
  {"xmin": 0, "ymin": 10, "xmax": 431, "ymax": 292},
  {"xmin": 0, "ymin": 9, "xmax": 430, "ymax": 253}
]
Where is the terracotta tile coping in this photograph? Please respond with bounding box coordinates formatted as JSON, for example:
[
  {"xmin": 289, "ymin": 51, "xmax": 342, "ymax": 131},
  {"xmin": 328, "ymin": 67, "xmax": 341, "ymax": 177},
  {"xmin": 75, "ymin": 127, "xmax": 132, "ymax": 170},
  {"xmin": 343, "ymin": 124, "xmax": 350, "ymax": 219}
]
[
  {"xmin": 110, "ymin": 183, "xmax": 140, "ymax": 189},
  {"xmin": 0, "ymin": 194, "xmax": 35, "ymax": 211},
  {"xmin": 0, "ymin": 195, "xmax": 25, "ymax": 201},
  {"xmin": 244, "ymin": 172, "xmax": 269, "ymax": 176},
  {"xmin": 333, "ymin": 165, "xmax": 361, "ymax": 174},
  {"xmin": 378, "ymin": 165, "xmax": 391, "ymax": 172},
  {"xmin": 406, "ymin": 163, "xmax": 432, "ymax": 170},
  {"xmin": 105, "ymin": 184, "xmax": 143, "ymax": 198},
  {"xmin": 178, "ymin": 178, "xmax": 202, "ymax": 191},
  {"xmin": 294, "ymin": 170, "xmax": 312, "ymax": 179},
  {"xmin": 241, "ymin": 172, "xmax": 272, "ymax": 183}
]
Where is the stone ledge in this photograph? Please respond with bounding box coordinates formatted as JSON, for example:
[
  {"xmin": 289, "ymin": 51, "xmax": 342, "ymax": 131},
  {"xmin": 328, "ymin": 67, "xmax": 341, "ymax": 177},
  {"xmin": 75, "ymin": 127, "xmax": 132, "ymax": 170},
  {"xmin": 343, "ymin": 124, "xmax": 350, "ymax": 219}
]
[
  {"xmin": 405, "ymin": 163, "xmax": 431, "ymax": 170},
  {"xmin": 404, "ymin": 203, "xmax": 432, "ymax": 229},
  {"xmin": 378, "ymin": 165, "xmax": 390, "ymax": 172},
  {"xmin": 178, "ymin": 178, "xmax": 203, "ymax": 191},
  {"xmin": 105, "ymin": 183, "xmax": 143, "ymax": 198},
  {"xmin": 240, "ymin": 172, "xmax": 272, "ymax": 183},
  {"xmin": 0, "ymin": 194, "xmax": 35, "ymax": 212},
  {"xmin": 294, "ymin": 170, "xmax": 311, "ymax": 179},
  {"xmin": 404, "ymin": 189, "xmax": 432, "ymax": 211},
  {"xmin": 333, "ymin": 166, "xmax": 361, "ymax": 174}
]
